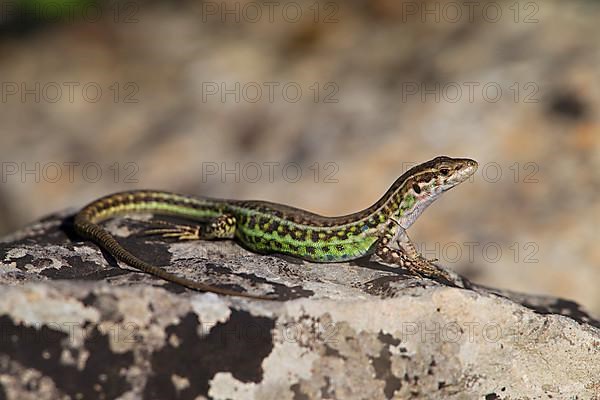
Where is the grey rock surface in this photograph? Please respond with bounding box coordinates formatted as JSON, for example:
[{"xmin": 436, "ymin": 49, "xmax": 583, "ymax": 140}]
[{"xmin": 0, "ymin": 212, "xmax": 598, "ymax": 399}]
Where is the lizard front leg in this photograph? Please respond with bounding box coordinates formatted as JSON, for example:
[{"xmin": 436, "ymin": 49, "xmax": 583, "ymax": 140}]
[
  {"xmin": 395, "ymin": 228, "xmax": 439, "ymax": 264},
  {"xmin": 375, "ymin": 220, "xmax": 449, "ymax": 280},
  {"xmin": 374, "ymin": 243, "xmax": 444, "ymax": 278},
  {"xmin": 383, "ymin": 219, "xmax": 438, "ymax": 263}
]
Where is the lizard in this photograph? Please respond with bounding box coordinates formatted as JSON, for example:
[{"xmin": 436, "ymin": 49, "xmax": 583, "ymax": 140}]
[{"xmin": 74, "ymin": 156, "xmax": 478, "ymax": 300}]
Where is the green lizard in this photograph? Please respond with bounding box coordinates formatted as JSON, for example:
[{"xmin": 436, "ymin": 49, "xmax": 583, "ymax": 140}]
[{"xmin": 74, "ymin": 156, "xmax": 478, "ymax": 299}]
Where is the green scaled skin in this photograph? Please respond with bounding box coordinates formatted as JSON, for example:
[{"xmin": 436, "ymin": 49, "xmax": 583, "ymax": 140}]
[{"xmin": 74, "ymin": 156, "xmax": 478, "ymax": 299}]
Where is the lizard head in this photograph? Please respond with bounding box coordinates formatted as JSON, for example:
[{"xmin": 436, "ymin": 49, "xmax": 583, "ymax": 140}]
[
  {"xmin": 406, "ymin": 156, "xmax": 478, "ymax": 195},
  {"xmin": 395, "ymin": 156, "xmax": 478, "ymax": 228},
  {"xmin": 427, "ymin": 156, "xmax": 478, "ymax": 188}
]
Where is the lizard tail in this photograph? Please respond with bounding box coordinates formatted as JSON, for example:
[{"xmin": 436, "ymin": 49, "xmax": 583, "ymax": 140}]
[{"xmin": 73, "ymin": 209, "xmax": 275, "ymax": 300}]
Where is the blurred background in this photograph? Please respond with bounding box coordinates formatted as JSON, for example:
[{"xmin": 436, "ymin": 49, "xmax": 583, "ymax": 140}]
[{"xmin": 1, "ymin": 0, "xmax": 599, "ymax": 315}]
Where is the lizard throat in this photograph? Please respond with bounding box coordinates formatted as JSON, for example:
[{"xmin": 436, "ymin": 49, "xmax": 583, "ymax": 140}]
[{"xmin": 394, "ymin": 187, "xmax": 444, "ymax": 229}]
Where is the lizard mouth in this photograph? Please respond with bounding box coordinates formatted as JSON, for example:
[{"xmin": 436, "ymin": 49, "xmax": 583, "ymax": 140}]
[
  {"xmin": 463, "ymin": 160, "xmax": 478, "ymax": 177},
  {"xmin": 450, "ymin": 159, "xmax": 478, "ymax": 184}
]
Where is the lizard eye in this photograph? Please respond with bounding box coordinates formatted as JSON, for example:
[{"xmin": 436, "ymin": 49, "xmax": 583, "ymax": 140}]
[
  {"xmin": 412, "ymin": 183, "xmax": 421, "ymax": 194},
  {"xmin": 440, "ymin": 168, "xmax": 450, "ymax": 176}
]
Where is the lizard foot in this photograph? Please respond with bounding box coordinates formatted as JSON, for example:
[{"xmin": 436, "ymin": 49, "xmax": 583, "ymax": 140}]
[
  {"xmin": 376, "ymin": 245, "xmax": 453, "ymax": 282},
  {"xmin": 139, "ymin": 220, "xmax": 202, "ymax": 240}
]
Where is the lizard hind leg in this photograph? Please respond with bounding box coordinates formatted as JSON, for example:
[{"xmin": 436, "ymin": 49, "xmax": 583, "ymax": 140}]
[
  {"xmin": 139, "ymin": 215, "xmax": 236, "ymax": 241},
  {"xmin": 139, "ymin": 219, "xmax": 202, "ymax": 240},
  {"xmin": 203, "ymin": 214, "xmax": 237, "ymax": 239}
]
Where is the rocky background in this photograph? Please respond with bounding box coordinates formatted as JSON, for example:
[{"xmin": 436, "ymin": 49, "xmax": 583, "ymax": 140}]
[{"xmin": 0, "ymin": 0, "xmax": 599, "ymax": 335}]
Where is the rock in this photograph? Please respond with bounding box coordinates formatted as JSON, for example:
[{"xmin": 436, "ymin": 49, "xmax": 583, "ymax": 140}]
[{"xmin": 0, "ymin": 212, "xmax": 598, "ymax": 399}]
